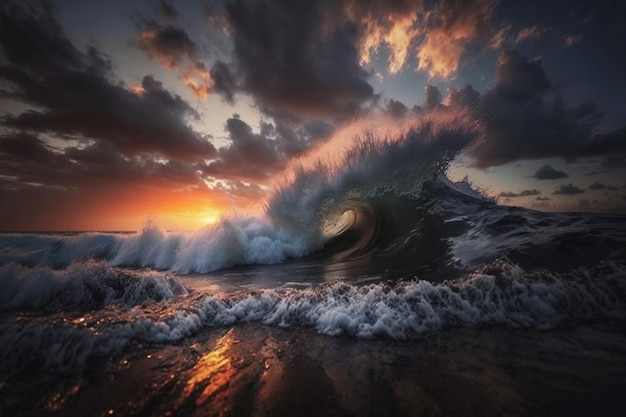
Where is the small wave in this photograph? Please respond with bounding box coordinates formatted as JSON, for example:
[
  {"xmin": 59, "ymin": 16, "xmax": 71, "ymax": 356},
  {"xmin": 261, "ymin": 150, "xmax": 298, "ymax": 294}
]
[
  {"xmin": 0, "ymin": 260, "xmax": 187, "ymax": 312},
  {"xmin": 0, "ymin": 232, "xmax": 120, "ymax": 268}
]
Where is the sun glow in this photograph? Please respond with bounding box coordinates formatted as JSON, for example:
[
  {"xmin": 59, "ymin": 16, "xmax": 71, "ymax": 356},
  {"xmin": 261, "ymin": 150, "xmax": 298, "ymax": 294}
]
[{"xmin": 203, "ymin": 210, "xmax": 221, "ymax": 225}]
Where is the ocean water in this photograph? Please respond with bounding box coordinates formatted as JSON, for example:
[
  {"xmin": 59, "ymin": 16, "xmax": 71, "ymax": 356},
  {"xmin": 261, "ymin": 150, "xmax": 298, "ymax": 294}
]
[{"xmin": 2, "ymin": 111, "xmax": 626, "ymax": 416}]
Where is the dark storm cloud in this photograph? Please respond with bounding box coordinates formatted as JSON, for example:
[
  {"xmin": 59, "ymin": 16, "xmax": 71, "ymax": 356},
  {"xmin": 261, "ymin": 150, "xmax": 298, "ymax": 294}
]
[
  {"xmin": 222, "ymin": 0, "xmax": 374, "ymax": 120},
  {"xmin": 160, "ymin": 1, "xmax": 178, "ymax": 22},
  {"xmin": 385, "ymin": 99, "xmax": 409, "ymax": 119},
  {"xmin": 424, "ymin": 85, "xmax": 444, "ymax": 111},
  {"xmin": 532, "ymin": 165, "xmax": 569, "ymax": 180},
  {"xmin": 302, "ymin": 120, "xmax": 334, "ymax": 142},
  {"xmin": 209, "ymin": 61, "xmax": 237, "ymax": 104},
  {"xmin": 498, "ymin": 189, "xmax": 541, "ymax": 198},
  {"xmin": 202, "ymin": 117, "xmax": 308, "ymax": 180},
  {"xmin": 590, "ymin": 181, "xmax": 607, "ymax": 190},
  {"xmin": 0, "ymin": 132, "xmax": 202, "ymax": 191},
  {"xmin": 0, "ymin": 132, "xmax": 53, "ymax": 163},
  {"xmin": 0, "ymin": 3, "xmax": 215, "ymax": 161},
  {"xmin": 136, "ymin": 20, "xmax": 220, "ymax": 100},
  {"xmin": 536, "ymin": 196, "xmax": 550, "ymax": 201},
  {"xmin": 137, "ymin": 23, "xmax": 197, "ymax": 70},
  {"xmin": 447, "ymin": 84, "xmax": 481, "ymax": 110},
  {"xmin": 552, "ymin": 184, "xmax": 585, "ymax": 195},
  {"xmin": 452, "ymin": 50, "xmax": 626, "ymax": 168}
]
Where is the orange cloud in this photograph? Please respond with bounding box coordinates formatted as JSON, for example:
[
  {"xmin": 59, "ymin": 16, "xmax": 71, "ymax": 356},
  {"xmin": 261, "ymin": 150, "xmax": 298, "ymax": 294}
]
[
  {"xmin": 359, "ymin": 13, "xmax": 420, "ymax": 74},
  {"xmin": 490, "ymin": 24, "xmax": 511, "ymax": 49},
  {"xmin": 417, "ymin": 0, "xmax": 497, "ymax": 79},
  {"xmin": 515, "ymin": 25, "xmax": 544, "ymax": 43},
  {"xmin": 182, "ymin": 64, "xmax": 214, "ymax": 100},
  {"xmin": 137, "ymin": 26, "xmax": 214, "ymax": 100}
]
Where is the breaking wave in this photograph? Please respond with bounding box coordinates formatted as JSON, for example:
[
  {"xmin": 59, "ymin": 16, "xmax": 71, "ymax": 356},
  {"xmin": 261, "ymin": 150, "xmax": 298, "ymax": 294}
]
[{"xmin": 0, "ymin": 110, "xmax": 484, "ymax": 273}]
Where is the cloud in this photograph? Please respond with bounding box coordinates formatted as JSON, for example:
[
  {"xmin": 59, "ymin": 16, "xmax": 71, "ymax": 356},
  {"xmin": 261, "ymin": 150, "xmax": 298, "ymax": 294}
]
[
  {"xmin": 136, "ymin": 23, "xmax": 215, "ymax": 99},
  {"xmin": 424, "ymin": 85, "xmax": 444, "ymax": 111},
  {"xmin": 215, "ymin": 0, "xmax": 500, "ymax": 119},
  {"xmin": 0, "ymin": 132, "xmax": 54, "ymax": 163},
  {"xmin": 0, "ymin": 4, "xmax": 216, "ymax": 162},
  {"xmin": 416, "ymin": 0, "xmax": 497, "ymax": 79},
  {"xmin": 514, "ymin": 25, "xmax": 544, "ymax": 43},
  {"xmin": 589, "ymin": 181, "xmax": 607, "ymax": 190},
  {"xmin": 498, "ymin": 189, "xmax": 541, "ymax": 198},
  {"xmin": 210, "ymin": 179, "xmax": 266, "ymax": 200},
  {"xmin": 532, "ymin": 165, "xmax": 569, "ymax": 180},
  {"xmin": 536, "ymin": 196, "xmax": 550, "ymax": 201},
  {"xmin": 222, "ymin": 0, "xmax": 375, "ymax": 120},
  {"xmin": 563, "ymin": 34, "xmax": 582, "ymax": 47},
  {"xmin": 447, "ymin": 84, "xmax": 481, "ymax": 109},
  {"xmin": 385, "ymin": 99, "xmax": 409, "ymax": 119},
  {"xmin": 490, "ymin": 24, "xmax": 511, "ymax": 49},
  {"xmin": 209, "ymin": 61, "xmax": 237, "ymax": 104},
  {"xmin": 160, "ymin": 1, "xmax": 178, "ymax": 22},
  {"xmin": 201, "ymin": 116, "xmax": 311, "ymax": 181},
  {"xmin": 456, "ymin": 50, "xmax": 626, "ymax": 168},
  {"xmin": 0, "ymin": 132, "xmax": 203, "ymax": 192},
  {"xmin": 137, "ymin": 24, "xmax": 198, "ymax": 70},
  {"xmin": 358, "ymin": 10, "xmax": 420, "ymax": 74},
  {"xmin": 552, "ymin": 184, "xmax": 585, "ymax": 195}
]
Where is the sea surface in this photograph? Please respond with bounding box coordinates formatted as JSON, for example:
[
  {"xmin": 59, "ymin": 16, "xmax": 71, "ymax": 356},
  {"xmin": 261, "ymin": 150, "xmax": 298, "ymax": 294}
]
[{"xmin": 2, "ymin": 112, "xmax": 626, "ymax": 416}]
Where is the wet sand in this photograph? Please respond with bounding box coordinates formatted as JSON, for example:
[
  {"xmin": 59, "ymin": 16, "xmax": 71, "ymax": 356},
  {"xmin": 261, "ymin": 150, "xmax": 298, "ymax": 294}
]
[{"xmin": 2, "ymin": 322, "xmax": 626, "ymax": 417}]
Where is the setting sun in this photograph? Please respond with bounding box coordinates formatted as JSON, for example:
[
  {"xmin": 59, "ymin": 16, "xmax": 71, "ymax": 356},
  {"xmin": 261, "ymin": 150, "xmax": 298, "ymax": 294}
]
[{"xmin": 203, "ymin": 211, "xmax": 221, "ymax": 225}]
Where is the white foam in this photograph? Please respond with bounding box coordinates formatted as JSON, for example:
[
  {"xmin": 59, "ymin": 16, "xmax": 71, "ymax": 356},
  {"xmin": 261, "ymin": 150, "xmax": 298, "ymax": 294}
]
[
  {"xmin": 2, "ymin": 261, "xmax": 624, "ymax": 372},
  {"xmin": 111, "ymin": 217, "xmax": 313, "ymax": 273}
]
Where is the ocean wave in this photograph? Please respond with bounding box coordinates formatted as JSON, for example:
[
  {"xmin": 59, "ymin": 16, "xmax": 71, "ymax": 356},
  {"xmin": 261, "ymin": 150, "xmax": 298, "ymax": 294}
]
[
  {"xmin": 0, "ymin": 110, "xmax": 484, "ymax": 273},
  {"xmin": 0, "ymin": 260, "xmax": 187, "ymax": 312},
  {"xmin": 2, "ymin": 260, "xmax": 624, "ymax": 372}
]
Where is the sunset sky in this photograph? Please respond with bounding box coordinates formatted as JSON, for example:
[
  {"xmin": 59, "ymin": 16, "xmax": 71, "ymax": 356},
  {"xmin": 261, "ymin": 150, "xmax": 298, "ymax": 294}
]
[{"xmin": 1, "ymin": 0, "xmax": 625, "ymax": 231}]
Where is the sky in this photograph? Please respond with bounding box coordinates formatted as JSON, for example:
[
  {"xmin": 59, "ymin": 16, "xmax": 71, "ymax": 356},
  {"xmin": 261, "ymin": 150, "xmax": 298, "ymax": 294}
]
[{"xmin": 0, "ymin": 0, "xmax": 625, "ymax": 231}]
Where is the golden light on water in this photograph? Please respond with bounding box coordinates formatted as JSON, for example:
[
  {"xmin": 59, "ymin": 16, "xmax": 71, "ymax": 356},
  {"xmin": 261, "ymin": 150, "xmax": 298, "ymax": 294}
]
[{"xmin": 181, "ymin": 330, "xmax": 237, "ymax": 406}]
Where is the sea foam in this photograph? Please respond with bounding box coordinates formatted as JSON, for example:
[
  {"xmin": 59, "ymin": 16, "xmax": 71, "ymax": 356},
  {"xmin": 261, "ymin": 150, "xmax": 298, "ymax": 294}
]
[{"xmin": 2, "ymin": 260, "xmax": 624, "ymax": 372}]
